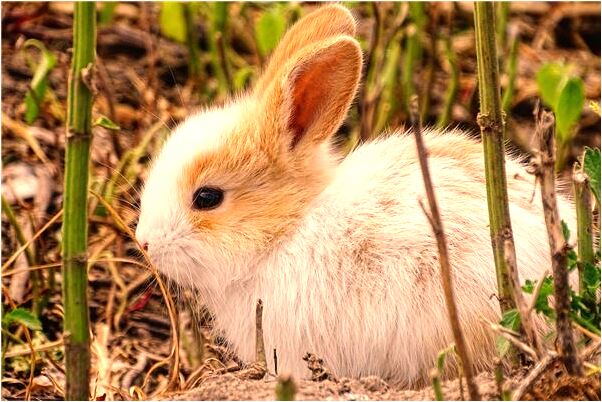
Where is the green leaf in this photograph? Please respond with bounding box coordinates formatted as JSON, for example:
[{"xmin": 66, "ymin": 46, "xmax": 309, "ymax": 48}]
[
  {"xmin": 2, "ymin": 308, "xmax": 42, "ymax": 331},
  {"xmin": 255, "ymin": 6, "xmax": 286, "ymax": 58},
  {"xmin": 233, "ymin": 66, "xmax": 255, "ymax": 91},
  {"xmin": 536, "ymin": 63, "xmax": 567, "ymax": 109},
  {"xmin": 94, "ymin": 115, "xmax": 120, "ymax": 131},
  {"xmin": 99, "ymin": 2, "xmax": 117, "ymax": 25},
  {"xmin": 523, "ymin": 276, "xmax": 555, "ymax": 318},
  {"xmin": 555, "ymin": 77, "xmax": 584, "ymax": 141},
  {"xmin": 159, "ymin": 2, "xmax": 187, "ymax": 43},
  {"xmin": 583, "ymin": 147, "xmax": 601, "ymax": 207},
  {"xmin": 583, "ymin": 262, "xmax": 601, "ymax": 291},
  {"xmin": 496, "ymin": 309, "xmax": 520, "ymax": 357},
  {"xmin": 22, "ymin": 39, "xmax": 57, "ymax": 124},
  {"xmin": 561, "ymin": 220, "xmax": 571, "ymax": 242},
  {"xmin": 567, "ymin": 249, "xmax": 578, "ymax": 271},
  {"xmin": 212, "ymin": 2, "xmax": 229, "ymax": 33}
]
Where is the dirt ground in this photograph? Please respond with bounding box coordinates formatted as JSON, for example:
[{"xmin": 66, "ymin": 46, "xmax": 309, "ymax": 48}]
[{"xmin": 1, "ymin": 2, "xmax": 601, "ymax": 400}]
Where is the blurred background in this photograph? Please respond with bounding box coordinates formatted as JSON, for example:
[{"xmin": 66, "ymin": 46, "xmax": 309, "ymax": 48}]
[{"xmin": 1, "ymin": 2, "xmax": 600, "ymax": 400}]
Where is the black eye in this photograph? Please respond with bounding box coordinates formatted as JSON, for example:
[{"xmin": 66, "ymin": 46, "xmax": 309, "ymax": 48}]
[{"xmin": 192, "ymin": 187, "xmax": 224, "ymax": 210}]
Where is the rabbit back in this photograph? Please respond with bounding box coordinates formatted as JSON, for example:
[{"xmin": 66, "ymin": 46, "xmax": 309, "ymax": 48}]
[{"xmin": 249, "ymin": 128, "xmax": 573, "ymax": 385}]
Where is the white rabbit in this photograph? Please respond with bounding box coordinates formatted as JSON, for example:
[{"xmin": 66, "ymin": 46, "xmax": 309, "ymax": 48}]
[{"xmin": 136, "ymin": 4, "xmax": 574, "ymax": 387}]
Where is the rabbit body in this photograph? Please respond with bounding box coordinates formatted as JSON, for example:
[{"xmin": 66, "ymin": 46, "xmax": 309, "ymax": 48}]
[
  {"xmin": 136, "ymin": 4, "xmax": 575, "ymax": 387},
  {"xmin": 204, "ymin": 130, "xmax": 571, "ymax": 386}
]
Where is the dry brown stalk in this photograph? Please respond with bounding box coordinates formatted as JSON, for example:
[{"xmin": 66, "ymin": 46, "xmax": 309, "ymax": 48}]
[
  {"xmin": 488, "ymin": 322, "xmax": 538, "ymax": 360},
  {"xmin": 409, "ymin": 95, "xmax": 481, "ymax": 400},
  {"xmin": 512, "ymin": 353, "xmax": 559, "ymax": 400},
  {"xmin": 236, "ymin": 299, "xmax": 268, "ymax": 380},
  {"xmin": 533, "ymin": 108, "xmax": 582, "ymax": 376},
  {"xmin": 255, "ymin": 299, "xmax": 267, "ymax": 371}
]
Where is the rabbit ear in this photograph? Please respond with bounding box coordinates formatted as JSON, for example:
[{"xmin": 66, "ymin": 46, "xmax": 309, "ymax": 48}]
[
  {"xmin": 254, "ymin": 4, "xmax": 356, "ymax": 95},
  {"xmin": 260, "ymin": 36, "xmax": 362, "ymax": 151}
]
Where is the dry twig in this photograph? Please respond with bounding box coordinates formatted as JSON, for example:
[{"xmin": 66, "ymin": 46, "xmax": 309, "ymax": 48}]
[
  {"xmin": 410, "ymin": 95, "xmax": 480, "ymax": 400},
  {"xmin": 533, "ymin": 107, "xmax": 582, "ymax": 376},
  {"xmin": 512, "ymin": 353, "xmax": 559, "ymax": 400}
]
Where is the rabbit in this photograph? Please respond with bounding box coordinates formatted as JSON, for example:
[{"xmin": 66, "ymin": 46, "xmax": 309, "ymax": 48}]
[{"xmin": 136, "ymin": 4, "xmax": 576, "ymax": 387}]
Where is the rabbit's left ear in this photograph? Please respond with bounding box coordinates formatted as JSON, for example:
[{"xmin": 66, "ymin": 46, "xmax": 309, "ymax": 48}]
[{"xmin": 259, "ymin": 36, "xmax": 362, "ymax": 152}]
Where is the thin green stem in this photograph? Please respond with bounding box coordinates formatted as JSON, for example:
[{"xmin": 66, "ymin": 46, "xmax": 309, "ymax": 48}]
[
  {"xmin": 573, "ymin": 163, "xmax": 595, "ymax": 294},
  {"xmin": 473, "ymin": 1, "xmax": 517, "ymax": 315},
  {"xmin": 62, "ymin": 2, "xmax": 95, "ymax": 400},
  {"xmin": 436, "ymin": 28, "xmax": 459, "ymax": 128},
  {"xmin": 402, "ymin": 2, "xmax": 426, "ymax": 115},
  {"xmin": 501, "ymin": 25, "xmax": 519, "ymax": 114},
  {"xmin": 184, "ymin": 2, "xmax": 202, "ymax": 81}
]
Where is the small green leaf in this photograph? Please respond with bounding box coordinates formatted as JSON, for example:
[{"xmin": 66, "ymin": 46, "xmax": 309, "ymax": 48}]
[
  {"xmin": 94, "ymin": 115, "xmax": 120, "ymax": 131},
  {"xmin": 2, "ymin": 308, "xmax": 42, "ymax": 331},
  {"xmin": 159, "ymin": 2, "xmax": 187, "ymax": 43},
  {"xmin": 523, "ymin": 276, "xmax": 555, "ymax": 318},
  {"xmin": 583, "ymin": 262, "xmax": 601, "ymax": 291},
  {"xmin": 496, "ymin": 309, "xmax": 520, "ymax": 357},
  {"xmin": 500, "ymin": 308, "xmax": 521, "ymax": 330},
  {"xmin": 233, "ymin": 66, "xmax": 255, "ymax": 91},
  {"xmin": 583, "ymin": 147, "xmax": 601, "ymax": 207},
  {"xmin": 212, "ymin": 2, "xmax": 229, "ymax": 33},
  {"xmin": 255, "ymin": 6, "xmax": 287, "ymax": 58},
  {"xmin": 99, "ymin": 2, "xmax": 117, "ymax": 25},
  {"xmin": 567, "ymin": 249, "xmax": 578, "ymax": 271},
  {"xmin": 22, "ymin": 39, "xmax": 57, "ymax": 124},
  {"xmin": 536, "ymin": 63, "xmax": 567, "ymax": 109},
  {"xmin": 561, "ymin": 220, "xmax": 571, "ymax": 242},
  {"xmin": 555, "ymin": 77, "xmax": 584, "ymax": 141}
]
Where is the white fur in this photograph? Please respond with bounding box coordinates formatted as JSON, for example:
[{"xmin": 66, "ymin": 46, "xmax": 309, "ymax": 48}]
[
  {"xmin": 136, "ymin": 5, "xmax": 576, "ymax": 386},
  {"xmin": 138, "ymin": 122, "xmax": 574, "ymax": 386}
]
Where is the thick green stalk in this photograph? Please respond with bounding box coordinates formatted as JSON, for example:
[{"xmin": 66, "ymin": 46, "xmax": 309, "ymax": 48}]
[
  {"xmin": 573, "ymin": 164, "xmax": 594, "ymax": 293},
  {"xmin": 473, "ymin": 2, "xmax": 517, "ymax": 314},
  {"xmin": 62, "ymin": 2, "xmax": 95, "ymax": 400}
]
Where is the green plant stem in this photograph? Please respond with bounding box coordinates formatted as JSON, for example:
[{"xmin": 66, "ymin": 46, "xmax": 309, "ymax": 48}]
[
  {"xmin": 402, "ymin": 2, "xmax": 425, "ymax": 115},
  {"xmin": 436, "ymin": 28, "xmax": 458, "ymax": 128},
  {"xmin": 573, "ymin": 164, "xmax": 594, "ymax": 294},
  {"xmin": 208, "ymin": 2, "xmax": 231, "ymax": 97},
  {"xmin": 496, "ymin": 2, "xmax": 510, "ymax": 50},
  {"xmin": 473, "ymin": 2, "xmax": 517, "ymax": 315},
  {"xmin": 184, "ymin": 2, "xmax": 202, "ymax": 81},
  {"xmin": 430, "ymin": 368, "xmax": 444, "ymax": 400},
  {"xmin": 275, "ymin": 375, "xmax": 297, "ymax": 401},
  {"xmin": 501, "ymin": 25, "xmax": 519, "ymax": 114},
  {"xmin": 62, "ymin": 2, "xmax": 95, "ymax": 400}
]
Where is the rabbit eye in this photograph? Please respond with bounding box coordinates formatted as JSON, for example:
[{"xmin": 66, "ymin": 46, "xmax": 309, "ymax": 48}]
[{"xmin": 192, "ymin": 187, "xmax": 224, "ymax": 210}]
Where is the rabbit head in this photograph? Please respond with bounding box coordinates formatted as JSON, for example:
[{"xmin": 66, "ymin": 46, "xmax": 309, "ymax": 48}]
[{"xmin": 136, "ymin": 5, "xmax": 362, "ymax": 290}]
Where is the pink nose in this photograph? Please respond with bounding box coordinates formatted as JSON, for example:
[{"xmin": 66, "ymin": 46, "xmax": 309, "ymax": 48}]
[{"xmin": 141, "ymin": 242, "xmax": 149, "ymax": 251}]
